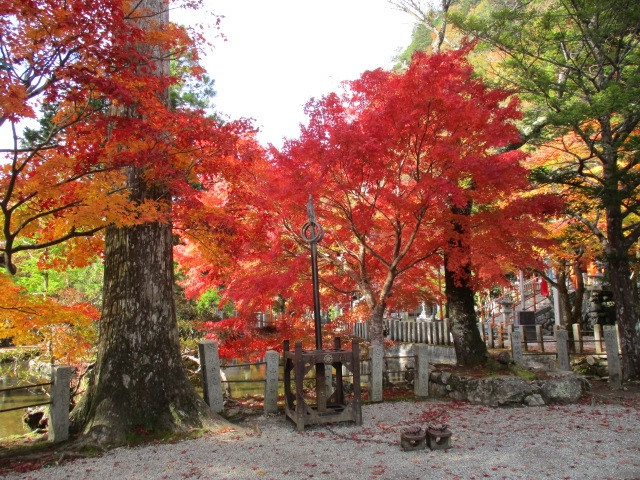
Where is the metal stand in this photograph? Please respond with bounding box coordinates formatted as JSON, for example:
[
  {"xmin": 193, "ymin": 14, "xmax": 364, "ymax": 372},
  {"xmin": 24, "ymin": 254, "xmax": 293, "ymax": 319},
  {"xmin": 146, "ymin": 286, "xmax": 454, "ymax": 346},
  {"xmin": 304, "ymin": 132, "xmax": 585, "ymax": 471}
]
[{"xmin": 283, "ymin": 337, "xmax": 362, "ymax": 431}]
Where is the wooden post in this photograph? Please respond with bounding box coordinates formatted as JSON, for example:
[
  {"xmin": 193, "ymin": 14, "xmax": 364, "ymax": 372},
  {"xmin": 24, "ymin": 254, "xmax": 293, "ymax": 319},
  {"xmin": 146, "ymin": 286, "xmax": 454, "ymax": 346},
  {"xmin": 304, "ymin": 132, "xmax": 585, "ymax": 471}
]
[
  {"xmin": 49, "ymin": 366, "xmax": 73, "ymax": 443},
  {"xmin": 264, "ymin": 350, "xmax": 279, "ymax": 414},
  {"xmin": 351, "ymin": 339, "xmax": 363, "ymax": 426},
  {"xmin": 536, "ymin": 325, "xmax": 545, "ymax": 352},
  {"xmin": 603, "ymin": 325, "xmax": 622, "ymax": 389},
  {"xmin": 199, "ymin": 340, "xmax": 224, "ymax": 413}
]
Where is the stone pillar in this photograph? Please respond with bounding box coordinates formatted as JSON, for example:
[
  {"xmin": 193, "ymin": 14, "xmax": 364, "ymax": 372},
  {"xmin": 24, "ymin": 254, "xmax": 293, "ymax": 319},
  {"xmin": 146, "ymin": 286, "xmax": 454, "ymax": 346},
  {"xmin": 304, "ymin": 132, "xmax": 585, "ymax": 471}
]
[
  {"xmin": 370, "ymin": 345, "xmax": 384, "ymax": 402},
  {"xmin": 572, "ymin": 323, "xmax": 582, "ymax": 353},
  {"xmin": 199, "ymin": 340, "xmax": 224, "ymax": 413},
  {"xmin": 555, "ymin": 329, "xmax": 571, "ymax": 371},
  {"xmin": 510, "ymin": 331, "xmax": 524, "ymax": 365},
  {"xmin": 603, "ymin": 325, "xmax": 622, "ymax": 389},
  {"xmin": 414, "ymin": 344, "xmax": 429, "ymax": 397},
  {"xmin": 444, "ymin": 319, "xmax": 451, "ymax": 345},
  {"xmin": 506, "ymin": 324, "xmax": 514, "ymax": 349},
  {"xmin": 593, "ymin": 324, "xmax": 603, "ymax": 354},
  {"xmin": 264, "ymin": 350, "xmax": 280, "ymax": 414},
  {"xmin": 49, "ymin": 366, "xmax": 73, "ymax": 443},
  {"xmin": 535, "ymin": 325, "xmax": 545, "ymax": 352}
]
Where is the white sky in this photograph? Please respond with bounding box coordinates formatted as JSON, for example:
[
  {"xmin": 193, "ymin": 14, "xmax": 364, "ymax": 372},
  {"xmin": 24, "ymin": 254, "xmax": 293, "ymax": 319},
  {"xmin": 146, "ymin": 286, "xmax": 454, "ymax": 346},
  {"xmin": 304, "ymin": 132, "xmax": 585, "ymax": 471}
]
[
  {"xmin": 0, "ymin": 2, "xmax": 414, "ymax": 151},
  {"xmin": 182, "ymin": 1, "xmax": 415, "ymax": 148}
]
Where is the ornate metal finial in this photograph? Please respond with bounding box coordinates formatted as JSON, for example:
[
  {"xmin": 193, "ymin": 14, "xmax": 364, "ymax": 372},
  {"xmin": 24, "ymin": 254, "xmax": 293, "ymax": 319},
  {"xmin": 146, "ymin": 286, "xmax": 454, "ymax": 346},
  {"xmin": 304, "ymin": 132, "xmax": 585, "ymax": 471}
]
[{"xmin": 301, "ymin": 195, "xmax": 324, "ymax": 244}]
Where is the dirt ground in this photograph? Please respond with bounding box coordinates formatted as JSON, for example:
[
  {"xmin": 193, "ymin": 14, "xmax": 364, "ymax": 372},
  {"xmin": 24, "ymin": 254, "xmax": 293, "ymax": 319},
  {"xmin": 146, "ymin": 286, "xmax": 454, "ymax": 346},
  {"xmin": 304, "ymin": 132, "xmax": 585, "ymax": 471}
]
[{"xmin": 585, "ymin": 376, "xmax": 640, "ymax": 406}]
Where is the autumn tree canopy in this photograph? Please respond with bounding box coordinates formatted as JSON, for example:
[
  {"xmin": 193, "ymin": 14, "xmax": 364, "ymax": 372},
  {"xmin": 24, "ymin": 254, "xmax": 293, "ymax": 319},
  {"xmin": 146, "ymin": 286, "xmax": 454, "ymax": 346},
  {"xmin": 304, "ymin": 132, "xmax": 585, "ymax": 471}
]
[
  {"xmin": 178, "ymin": 48, "xmax": 559, "ymax": 365},
  {"xmin": 453, "ymin": 0, "xmax": 640, "ymax": 378},
  {"xmin": 1, "ymin": 0, "xmax": 263, "ymax": 442}
]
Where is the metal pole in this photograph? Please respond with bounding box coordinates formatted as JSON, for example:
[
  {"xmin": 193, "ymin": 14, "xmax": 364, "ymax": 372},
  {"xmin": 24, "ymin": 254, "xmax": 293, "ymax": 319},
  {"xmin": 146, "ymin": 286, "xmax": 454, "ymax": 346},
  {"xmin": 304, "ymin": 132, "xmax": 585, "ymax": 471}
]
[
  {"xmin": 301, "ymin": 196, "xmax": 325, "ymax": 350},
  {"xmin": 310, "ymin": 240, "xmax": 322, "ymax": 349}
]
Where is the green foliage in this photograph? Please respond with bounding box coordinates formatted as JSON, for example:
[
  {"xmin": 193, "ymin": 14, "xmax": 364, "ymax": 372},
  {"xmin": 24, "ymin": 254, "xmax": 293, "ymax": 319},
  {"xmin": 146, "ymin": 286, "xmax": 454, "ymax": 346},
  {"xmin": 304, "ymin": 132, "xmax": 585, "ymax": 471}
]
[
  {"xmin": 170, "ymin": 53, "xmax": 217, "ymax": 114},
  {"xmin": 13, "ymin": 252, "xmax": 103, "ymax": 309},
  {"xmin": 395, "ymin": 24, "xmax": 431, "ymax": 67}
]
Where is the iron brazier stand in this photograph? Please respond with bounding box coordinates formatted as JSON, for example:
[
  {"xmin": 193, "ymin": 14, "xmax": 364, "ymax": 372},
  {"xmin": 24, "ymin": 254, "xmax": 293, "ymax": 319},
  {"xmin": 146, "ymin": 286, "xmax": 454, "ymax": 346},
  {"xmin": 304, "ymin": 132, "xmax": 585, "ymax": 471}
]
[{"xmin": 283, "ymin": 197, "xmax": 362, "ymax": 431}]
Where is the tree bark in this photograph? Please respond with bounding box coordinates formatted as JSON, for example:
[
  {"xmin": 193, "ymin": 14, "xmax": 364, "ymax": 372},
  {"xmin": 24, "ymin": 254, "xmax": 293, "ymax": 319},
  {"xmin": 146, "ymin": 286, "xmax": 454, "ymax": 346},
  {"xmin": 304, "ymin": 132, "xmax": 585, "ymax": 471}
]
[
  {"xmin": 444, "ymin": 201, "xmax": 487, "ymax": 367},
  {"xmin": 366, "ymin": 302, "xmax": 386, "ymax": 349},
  {"xmin": 444, "ymin": 257, "xmax": 487, "ymax": 367},
  {"xmin": 606, "ymin": 209, "xmax": 640, "ymax": 379},
  {"xmin": 71, "ymin": 221, "xmax": 223, "ymax": 442},
  {"xmin": 70, "ymin": 0, "xmax": 227, "ymax": 442}
]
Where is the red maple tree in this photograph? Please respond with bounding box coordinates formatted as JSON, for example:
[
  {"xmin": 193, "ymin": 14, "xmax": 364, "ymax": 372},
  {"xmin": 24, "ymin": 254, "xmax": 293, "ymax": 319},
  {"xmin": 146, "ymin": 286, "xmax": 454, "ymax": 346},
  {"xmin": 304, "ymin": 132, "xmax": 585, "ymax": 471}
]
[{"xmin": 179, "ymin": 48, "xmax": 561, "ymax": 365}]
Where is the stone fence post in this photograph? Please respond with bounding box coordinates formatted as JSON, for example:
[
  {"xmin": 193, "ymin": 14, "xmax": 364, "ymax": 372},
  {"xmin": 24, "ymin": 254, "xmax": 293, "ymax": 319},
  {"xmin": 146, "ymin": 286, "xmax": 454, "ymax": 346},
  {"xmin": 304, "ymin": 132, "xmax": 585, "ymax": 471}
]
[
  {"xmin": 510, "ymin": 331, "xmax": 524, "ymax": 365},
  {"xmin": 414, "ymin": 344, "xmax": 429, "ymax": 397},
  {"xmin": 49, "ymin": 365, "xmax": 73, "ymax": 443},
  {"xmin": 199, "ymin": 340, "xmax": 224, "ymax": 413},
  {"xmin": 603, "ymin": 325, "xmax": 622, "ymax": 389},
  {"xmin": 264, "ymin": 350, "xmax": 280, "ymax": 414},
  {"xmin": 369, "ymin": 345, "xmax": 383, "ymax": 402},
  {"xmin": 555, "ymin": 329, "xmax": 571, "ymax": 371}
]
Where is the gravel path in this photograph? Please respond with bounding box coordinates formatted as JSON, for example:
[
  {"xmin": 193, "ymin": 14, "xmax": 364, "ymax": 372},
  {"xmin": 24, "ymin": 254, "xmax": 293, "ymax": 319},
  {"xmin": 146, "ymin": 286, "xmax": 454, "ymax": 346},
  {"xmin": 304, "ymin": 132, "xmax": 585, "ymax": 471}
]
[{"xmin": 4, "ymin": 399, "xmax": 640, "ymax": 480}]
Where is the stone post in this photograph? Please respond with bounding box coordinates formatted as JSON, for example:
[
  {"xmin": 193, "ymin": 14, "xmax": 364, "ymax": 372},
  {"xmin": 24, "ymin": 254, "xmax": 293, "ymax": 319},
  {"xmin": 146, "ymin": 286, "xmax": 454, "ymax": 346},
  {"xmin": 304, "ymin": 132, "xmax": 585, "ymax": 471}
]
[
  {"xmin": 506, "ymin": 324, "xmax": 514, "ymax": 349},
  {"xmin": 414, "ymin": 344, "xmax": 429, "ymax": 397},
  {"xmin": 535, "ymin": 325, "xmax": 545, "ymax": 352},
  {"xmin": 49, "ymin": 366, "xmax": 73, "ymax": 443},
  {"xmin": 510, "ymin": 331, "xmax": 524, "ymax": 365},
  {"xmin": 593, "ymin": 324, "xmax": 603, "ymax": 354},
  {"xmin": 572, "ymin": 323, "xmax": 582, "ymax": 354},
  {"xmin": 444, "ymin": 319, "xmax": 451, "ymax": 345},
  {"xmin": 264, "ymin": 350, "xmax": 280, "ymax": 414},
  {"xmin": 603, "ymin": 325, "xmax": 622, "ymax": 389},
  {"xmin": 199, "ymin": 340, "xmax": 224, "ymax": 413},
  {"xmin": 370, "ymin": 345, "xmax": 384, "ymax": 402},
  {"xmin": 555, "ymin": 329, "xmax": 571, "ymax": 371}
]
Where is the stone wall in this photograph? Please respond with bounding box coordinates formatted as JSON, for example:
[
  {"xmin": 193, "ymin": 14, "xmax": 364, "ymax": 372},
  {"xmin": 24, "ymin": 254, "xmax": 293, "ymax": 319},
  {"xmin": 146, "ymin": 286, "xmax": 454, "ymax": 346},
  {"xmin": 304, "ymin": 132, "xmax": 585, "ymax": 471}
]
[{"xmin": 428, "ymin": 370, "xmax": 589, "ymax": 407}]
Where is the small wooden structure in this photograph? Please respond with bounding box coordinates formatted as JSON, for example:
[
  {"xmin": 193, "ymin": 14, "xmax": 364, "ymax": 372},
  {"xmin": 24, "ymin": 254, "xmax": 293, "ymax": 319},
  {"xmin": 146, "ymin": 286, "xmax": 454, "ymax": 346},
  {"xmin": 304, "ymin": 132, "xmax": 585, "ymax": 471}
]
[
  {"xmin": 284, "ymin": 197, "xmax": 363, "ymax": 430},
  {"xmin": 283, "ymin": 337, "xmax": 362, "ymax": 431}
]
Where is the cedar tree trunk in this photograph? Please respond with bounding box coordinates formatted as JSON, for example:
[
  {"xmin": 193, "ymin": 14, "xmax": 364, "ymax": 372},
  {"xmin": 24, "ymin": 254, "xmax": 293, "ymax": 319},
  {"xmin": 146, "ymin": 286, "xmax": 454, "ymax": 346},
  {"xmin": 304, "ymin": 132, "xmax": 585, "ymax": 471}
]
[
  {"xmin": 606, "ymin": 210, "xmax": 640, "ymax": 379},
  {"xmin": 71, "ymin": 218, "xmax": 222, "ymax": 442},
  {"xmin": 70, "ymin": 0, "xmax": 227, "ymax": 442}
]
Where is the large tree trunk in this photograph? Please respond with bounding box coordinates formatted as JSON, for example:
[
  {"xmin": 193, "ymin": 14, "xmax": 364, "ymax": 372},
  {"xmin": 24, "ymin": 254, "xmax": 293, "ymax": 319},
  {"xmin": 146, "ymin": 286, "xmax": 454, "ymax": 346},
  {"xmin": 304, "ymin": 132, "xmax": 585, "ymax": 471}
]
[
  {"xmin": 366, "ymin": 302, "xmax": 386, "ymax": 349},
  {"xmin": 70, "ymin": 0, "xmax": 227, "ymax": 443},
  {"xmin": 444, "ymin": 258, "xmax": 487, "ymax": 367},
  {"xmin": 606, "ymin": 213, "xmax": 640, "ymax": 379},
  {"xmin": 71, "ymin": 221, "xmax": 222, "ymax": 442},
  {"xmin": 444, "ymin": 202, "xmax": 487, "ymax": 367}
]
